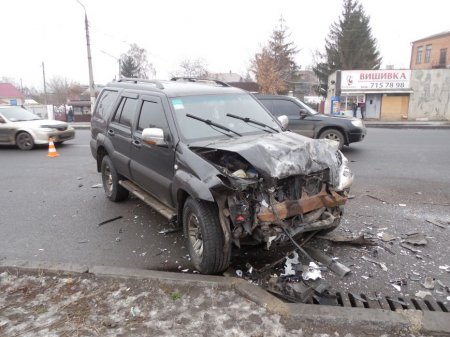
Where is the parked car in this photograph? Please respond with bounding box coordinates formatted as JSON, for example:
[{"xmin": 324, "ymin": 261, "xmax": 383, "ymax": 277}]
[
  {"xmin": 0, "ymin": 106, "xmax": 75, "ymax": 150},
  {"xmin": 90, "ymin": 78, "xmax": 353, "ymax": 274},
  {"xmin": 255, "ymin": 95, "xmax": 366, "ymax": 149}
]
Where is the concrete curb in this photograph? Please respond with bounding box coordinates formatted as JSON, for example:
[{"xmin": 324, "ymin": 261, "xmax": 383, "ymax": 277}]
[
  {"xmin": 366, "ymin": 124, "xmax": 450, "ymax": 129},
  {"xmin": 1, "ymin": 259, "xmax": 449, "ymax": 335}
]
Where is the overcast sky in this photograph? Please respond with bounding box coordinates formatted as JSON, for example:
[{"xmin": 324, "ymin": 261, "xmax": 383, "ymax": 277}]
[{"xmin": 1, "ymin": 0, "xmax": 449, "ymax": 90}]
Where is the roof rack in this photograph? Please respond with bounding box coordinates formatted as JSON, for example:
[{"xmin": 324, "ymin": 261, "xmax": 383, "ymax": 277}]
[
  {"xmin": 170, "ymin": 77, "xmax": 230, "ymax": 87},
  {"xmin": 118, "ymin": 78, "xmax": 165, "ymax": 89}
]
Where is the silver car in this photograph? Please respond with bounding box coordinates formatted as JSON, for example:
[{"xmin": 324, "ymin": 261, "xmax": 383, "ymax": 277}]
[{"xmin": 0, "ymin": 106, "xmax": 75, "ymax": 150}]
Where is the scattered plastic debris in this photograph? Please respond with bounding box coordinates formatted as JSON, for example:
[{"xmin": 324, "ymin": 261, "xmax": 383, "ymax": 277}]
[
  {"xmin": 365, "ymin": 194, "xmax": 388, "ymax": 204},
  {"xmin": 281, "ymin": 251, "xmax": 300, "ymax": 277},
  {"xmin": 181, "ymin": 269, "xmax": 189, "ymax": 273},
  {"xmin": 439, "ymin": 265, "xmax": 450, "ymax": 272},
  {"xmin": 304, "ymin": 247, "xmax": 350, "ymax": 277},
  {"xmin": 130, "ymin": 306, "xmax": 141, "ymax": 317},
  {"xmin": 362, "ymin": 256, "xmax": 388, "ymax": 271},
  {"xmin": 392, "ymin": 284, "xmax": 401, "ymax": 291},
  {"xmin": 422, "ymin": 277, "xmax": 435, "ymax": 290},
  {"xmin": 415, "ymin": 290, "xmax": 432, "ymax": 299},
  {"xmin": 236, "ymin": 270, "xmax": 243, "ymax": 277},
  {"xmin": 317, "ymin": 233, "xmax": 376, "ymax": 246},
  {"xmin": 91, "ymin": 183, "xmax": 103, "ymax": 188},
  {"xmin": 398, "ymin": 204, "xmax": 407, "ymax": 207},
  {"xmin": 158, "ymin": 228, "xmax": 181, "ymax": 235},
  {"xmin": 380, "ymin": 233, "xmax": 396, "ymax": 242},
  {"xmin": 302, "ymin": 262, "xmax": 322, "ymax": 281},
  {"xmin": 404, "ymin": 233, "xmax": 428, "ymax": 246},
  {"xmin": 115, "ymin": 237, "xmax": 121, "ymax": 242},
  {"xmin": 97, "ymin": 216, "xmax": 123, "ymax": 227},
  {"xmin": 400, "ymin": 242, "xmax": 421, "ymax": 253}
]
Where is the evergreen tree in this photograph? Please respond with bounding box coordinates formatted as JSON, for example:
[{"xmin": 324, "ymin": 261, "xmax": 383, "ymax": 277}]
[
  {"xmin": 313, "ymin": 0, "xmax": 382, "ymax": 87},
  {"xmin": 251, "ymin": 18, "xmax": 299, "ymax": 94},
  {"xmin": 119, "ymin": 44, "xmax": 155, "ymax": 78}
]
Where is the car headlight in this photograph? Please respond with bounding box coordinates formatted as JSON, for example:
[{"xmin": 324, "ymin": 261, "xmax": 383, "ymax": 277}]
[
  {"xmin": 351, "ymin": 119, "xmax": 363, "ymax": 128},
  {"xmin": 39, "ymin": 127, "xmax": 54, "ymax": 132}
]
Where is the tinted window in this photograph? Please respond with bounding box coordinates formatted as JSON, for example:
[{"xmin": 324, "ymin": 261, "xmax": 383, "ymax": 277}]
[
  {"xmin": 273, "ymin": 100, "xmax": 300, "ymax": 117},
  {"xmin": 120, "ymin": 98, "xmax": 137, "ymax": 127},
  {"xmin": 259, "ymin": 99, "xmax": 273, "ymax": 113},
  {"xmin": 112, "ymin": 97, "xmax": 137, "ymax": 127},
  {"xmin": 138, "ymin": 100, "xmax": 168, "ymax": 131},
  {"xmin": 95, "ymin": 90, "xmax": 118, "ymax": 118}
]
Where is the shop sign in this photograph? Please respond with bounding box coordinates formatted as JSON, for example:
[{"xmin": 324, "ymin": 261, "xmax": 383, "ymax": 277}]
[{"xmin": 341, "ymin": 70, "xmax": 411, "ymax": 90}]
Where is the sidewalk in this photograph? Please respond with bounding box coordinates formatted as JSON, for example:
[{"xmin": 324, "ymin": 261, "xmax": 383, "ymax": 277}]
[{"xmin": 1, "ymin": 259, "xmax": 447, "ymax": 337}]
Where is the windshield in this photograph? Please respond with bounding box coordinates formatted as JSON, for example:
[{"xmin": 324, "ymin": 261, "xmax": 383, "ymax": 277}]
[
  {"xmin": 171, "ymin": 93, "xmax": 281, "ymax": 142},
  {"xmin": 0, "ymin": 107, "xmax": 41, "ymax": 122},
  {"xmin": 293, "ymin": 97, "xmax": 319, "ymax": 115}
]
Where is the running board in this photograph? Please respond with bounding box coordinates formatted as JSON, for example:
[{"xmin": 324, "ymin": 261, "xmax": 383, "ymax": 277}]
[{"xmin": 119, "ymin": 180, "xmax": 176, "ymax": 220}]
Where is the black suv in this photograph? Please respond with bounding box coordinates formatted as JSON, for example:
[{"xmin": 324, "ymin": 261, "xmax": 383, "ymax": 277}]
[
  {"xmin": 90, "ymin": 78, "xmax": 353, "ymax": 274},
  {"xmin": 256, "ymin": 95, "xmax": 366, "ymax": 149}
]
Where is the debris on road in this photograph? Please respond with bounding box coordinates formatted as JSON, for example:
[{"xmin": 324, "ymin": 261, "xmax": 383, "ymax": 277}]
[
  {"xmin": 317, "ymin": 233, "xmax": 376, "ymax": 246},
  {"xmin": 398, "ymin": 204, "xmax": 407, "ymax": 207},
  {"xmin": 439, "ymin": 265, "xmax": 450, "ymax": 272},
  {"xmin": 379, "ymin": 232, "xmax": 396, "ymax": 242},
  {"xmin": 97, "ymin": 216, "xmax": 123, "ymax": 227},
  {"xmin": 158, "ymin": 227, "xmax": 181, "ymax": 235},
  {"xmin": 392, "ymin": 284, "xmax": 401, "ymax": 291},
  {"xmin": 415, "ymin": 290, "xmax": 433, "ymax": 299},
  {"xmin": 403, "ymin": 233, "xmax": 428, "ymax": 246},
  {"xmin": 400, "ymin": 243, "xmax": 421, "ymax": 253},
  {"xmin": 362, "ymin": 256, "xmax": 388, "ymax": 271},
  {"xmin": 365, "ymin": 194, "xmax": 388, "ymax": 204},
  {"xmin": 280, "ymin": 251, "xmax": 300, "ymax": 277},
  {"xmin": 91, "ymin": 183, "xmax": 103, "ymax": 188},
  {"xmin": 304, "ymin": 247, "xmax": 351, "ymax": 277},
  {"xmin": 426, "ymin": 218, "xmax": 447, "ymax": 229},
  {"xmin": 422, "ymin": 277, "xmax": 435, "ymax": 290},
  {"xmin": 302, "ymin": 262, "xmax": 322, "ymax": 280}
]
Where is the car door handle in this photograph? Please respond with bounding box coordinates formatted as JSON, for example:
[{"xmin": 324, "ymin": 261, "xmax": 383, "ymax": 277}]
[
  {"xmin": 107, "ymin": 129, "xmax": 115, "ymax": 136},
  {"xmin": 132, "ymin": 140, "xmax": 142, "ymax": 148}
]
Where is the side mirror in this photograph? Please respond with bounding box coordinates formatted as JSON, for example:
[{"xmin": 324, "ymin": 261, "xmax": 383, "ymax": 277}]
[
  {"xmin": 0, "ymin": 117, "xmax": 5, "ymax": 123},
  {"xmin": 277, "ymin": 115, "xmax": 289, "ymax": 129},
  {"xmin": 142, "ymin": 127, "xmax": 165, "ymax": 146},
  {"xmin": 299, "ymin": 109, "xmax": 308, "ymax": 118}
]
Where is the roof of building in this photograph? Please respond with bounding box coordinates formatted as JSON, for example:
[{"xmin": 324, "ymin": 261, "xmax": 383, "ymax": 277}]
[
  {"xmin": 412, "ymin": 30, "xmax": 450, "ymax": 43},
  {"xmin": 0, "ymin": 83, "xmax": 23, "ymax": 99}
]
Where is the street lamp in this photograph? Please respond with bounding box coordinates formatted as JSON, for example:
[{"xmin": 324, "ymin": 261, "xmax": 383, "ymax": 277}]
[
  {"xmin": 101, "ymin": 50, "xmax": 121, "ymax": 80},
  {"xmin": 76, "ymin": 0, "xmax": 96, "ymax": 113}
]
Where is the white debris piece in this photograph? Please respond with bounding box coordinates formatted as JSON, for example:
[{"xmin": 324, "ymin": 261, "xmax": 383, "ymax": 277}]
[
  {"xmin": 392, "ymin": 284, "xmax": 401, "ymax": 291},
  {"xmin": 398, "ymin": 204, "xmax": 407, "ymax": 207},
  {"xmin": 130, "ymin": 306, "xmax": 141, "ymax": 317},
  {"xmin": 415, "ymin": 291, "xmax": 433, "ymax": 299},
  {"xmin": 281, "ymin": 251, "xmax": 300, "ymax": 277},
  {"xmin": 439, "ymin": 265, "xmax": 450, "ymax": 272},
  {"xmin": 302, "ymin": 262, "xmax": 322, "ymax": 280},
  {"xmin": 236, "ymin": 270, "xmax": 243, "ymax": 277}
]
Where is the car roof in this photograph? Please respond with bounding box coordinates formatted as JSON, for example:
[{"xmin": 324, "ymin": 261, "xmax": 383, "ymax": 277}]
[{"xmin": 105, "ymin": 79, "xmax": 245, "ymax": 98}]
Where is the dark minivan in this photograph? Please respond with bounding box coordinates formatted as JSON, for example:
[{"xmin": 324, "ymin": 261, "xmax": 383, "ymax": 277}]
[
  {"xmin": 90, "ymin": 78, "xmax": 353, "ymax": 274},
  {"xmin": 256, "ymin": 95, "xmax": 366, "ymax": 149}
]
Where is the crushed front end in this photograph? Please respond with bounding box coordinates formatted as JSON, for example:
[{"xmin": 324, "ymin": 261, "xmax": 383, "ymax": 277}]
[{"xmin": 193, "ymin": 133, "xmax": 353, "ymax": 249}]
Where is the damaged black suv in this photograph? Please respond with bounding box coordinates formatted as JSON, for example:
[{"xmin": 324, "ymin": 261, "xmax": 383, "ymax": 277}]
[{"xmin": 90, "ymin": 78, "xmax": 353, "ymax": 274}]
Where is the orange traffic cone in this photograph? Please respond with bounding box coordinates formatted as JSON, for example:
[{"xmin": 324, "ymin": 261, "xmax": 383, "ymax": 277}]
[{"xmin": 47, "ymin": 138, "xmax": 59, "ymax": 157}]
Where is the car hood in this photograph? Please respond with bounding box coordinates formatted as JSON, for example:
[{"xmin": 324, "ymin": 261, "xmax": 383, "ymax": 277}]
[
  {"xmin": 11, "ymin": 119, "xmax": 70, "ymax": 129},
  {"xmin": 312, "ymin": 114, "xmax": 357, "ymax": 122},
  {"xmin": 190, "ymin": 131, "xmax": 341, "ymax": 184}
]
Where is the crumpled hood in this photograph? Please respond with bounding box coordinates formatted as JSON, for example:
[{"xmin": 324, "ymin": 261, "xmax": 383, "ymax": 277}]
[{"xmin": 195, "ymin": 131, "xmax": 341, "ymax": 184}]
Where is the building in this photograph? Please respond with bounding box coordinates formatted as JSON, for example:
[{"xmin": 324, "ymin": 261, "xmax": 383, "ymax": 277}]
[
  {"xmin": 0, "ymin": 83, "xmax": 24, "ymax": 106},
  {"xmin": 410, "ymin": 31, "xmax": 450, "ymax": 70}
]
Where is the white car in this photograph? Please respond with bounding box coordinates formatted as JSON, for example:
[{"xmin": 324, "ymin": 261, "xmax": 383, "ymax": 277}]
[{"xmin": 0, "ymin": 106, "xmax": 75, "ymax": 150}]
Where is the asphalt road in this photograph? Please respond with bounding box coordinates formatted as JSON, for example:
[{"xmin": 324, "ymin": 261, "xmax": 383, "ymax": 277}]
[{"xmin": 1, "ymin": 128, "xmax": 450, "ymax": 301}]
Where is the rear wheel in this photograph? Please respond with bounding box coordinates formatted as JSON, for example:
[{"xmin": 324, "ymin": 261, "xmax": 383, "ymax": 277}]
[
  {"xmin": 183, "ymin": 197, "xmax": 231, "ymax": 274},
  {"xmin": 319, "ymin": 129, "xmax": 345, "ymax": 150},
  {"xmin": 16, "ymin": 132, "xmax": 34, "ymax": 150},
  {"xmin": 101, "ymin": 155, "xmax": 129, "ymax": 202}
]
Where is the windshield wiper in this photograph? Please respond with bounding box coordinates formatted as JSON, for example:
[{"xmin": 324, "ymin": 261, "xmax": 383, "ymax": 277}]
[
  {"xmin": 186, "ymin": 114, "xmax": 242, "ymax": 137},
  {"xmin": 226, "ymin": 113, "xmax": 279, "ymax": 133}
]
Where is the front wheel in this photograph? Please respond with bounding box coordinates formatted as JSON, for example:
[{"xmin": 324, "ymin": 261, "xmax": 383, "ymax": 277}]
[
  {"xmin": 183, "ymin": 197, "xmax": 231, "ymax": 274},
  {"xmin": 101, "ymin": 155, "xmax": 129, "ymax": 202},
  {"xmin": 16, "ymin": 132, "xmax": 35, "ymax": 150},
  {"xmin": 319, "ymin": 129, "xmax": 345, "ymax": 150}
]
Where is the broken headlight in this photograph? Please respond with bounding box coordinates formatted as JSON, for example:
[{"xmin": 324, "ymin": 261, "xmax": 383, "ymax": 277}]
[{"xmin": 336, "ymin": 151, "xmax": 353, "ymax": 191}]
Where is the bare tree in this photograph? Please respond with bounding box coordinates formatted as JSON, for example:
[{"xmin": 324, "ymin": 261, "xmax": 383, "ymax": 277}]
[
  {"xmin": 47, "ymin": 76, "xmax": 71, "ymax": 106},
  {"xmin": 251, "ymin": 47, "xmax": 286, "ymax": 94},
  {"xmin": 120, "ymin": 43, "xmax": 156, "ymax": 78},
  {"xmin": 172, "ymin": 58, "xmax": 209, "ymax": 78}
]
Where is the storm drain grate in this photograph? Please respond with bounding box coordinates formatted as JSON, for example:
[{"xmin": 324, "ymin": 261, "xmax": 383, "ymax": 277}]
[{"xmin": 313, "ymin": 292, "xmax": 450, "ymax": 312}]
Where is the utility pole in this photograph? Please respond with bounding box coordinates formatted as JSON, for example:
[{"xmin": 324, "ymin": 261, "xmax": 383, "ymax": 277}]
[
  {"xmin": 76, "ymin": 0, "xmax": 95, "ymax": 113},
  {"xmin": 42, "ymin": 61, "xmax": 48, "ymax": 105}
]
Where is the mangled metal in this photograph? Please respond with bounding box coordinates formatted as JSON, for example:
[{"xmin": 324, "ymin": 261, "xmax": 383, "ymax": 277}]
[{"xmin": 192, "ymin": 131, "xmax": 353, "ymax": 248}]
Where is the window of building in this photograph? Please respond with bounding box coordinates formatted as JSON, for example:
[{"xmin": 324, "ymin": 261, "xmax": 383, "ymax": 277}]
[
  {"xmin": 416, "ymin": 46, "xmax": 423, "ymax": 64},
  {"xmin": 425, "ymin": 45, "xmax": 432, "ymax": 63},
  {"xmin": 440, "ymin": 48, "xmax": 447, "ymax": 66}
]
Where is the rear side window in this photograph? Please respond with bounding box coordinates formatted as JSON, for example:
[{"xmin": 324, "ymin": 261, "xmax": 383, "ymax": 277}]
[
  {"xmin": 112, "ymin": 97, "xmax": 137, "ymax": 127},
  {"xmin": 137, "ymin": 99, "xmax": 168, "ymax": 131},
  {"xmin": 95, "ymin": 90, "xmax": 118, "ymax": 118},
  {"xmin": 259, "ymin": 99, "xmax": 273, "ymax": 113},
  {"xmin": 273, "ymin": 99, "xmax": 300, "ymax": 117}
]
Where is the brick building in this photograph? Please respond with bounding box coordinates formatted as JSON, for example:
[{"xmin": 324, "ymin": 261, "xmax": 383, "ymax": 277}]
[{"xmin": 410, "ymin": 31, "xmax": 450, "ymax": 70}]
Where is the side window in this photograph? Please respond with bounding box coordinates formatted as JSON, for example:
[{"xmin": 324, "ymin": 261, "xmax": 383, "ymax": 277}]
[
  {"xmin": 137, "ymin": 100, "xmax": 168, "ymax": 131},
  {"xmin": 259, "ymin": 99, "xmax": 273, "ymax": 113},
  {"xmin": 94, "ymin": 90, "xmax": 118, "ymax": 118},
  {"xmin": 273, "ymin": 100, "xmax": 300, "ymax": 117},
  {"xmin": 112, "ymin": 97, "xmax": 137, "ymax": 127}
]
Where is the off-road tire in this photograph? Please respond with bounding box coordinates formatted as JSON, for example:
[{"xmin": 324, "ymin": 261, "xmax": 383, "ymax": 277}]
[
  {"xmin": 319, "ymin": 128, "xmax": 345, "ymax": 150},
  {"xmin": 101, "ymin": 155, "xmax": 129, "ymax": 202},
  {"xmin": 16, "ymin": 132, "xmax": 35, "ymax": 150},
  {"xmin": 183, "ymin": 197, "xmax": 231, "ymax": 274}
]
